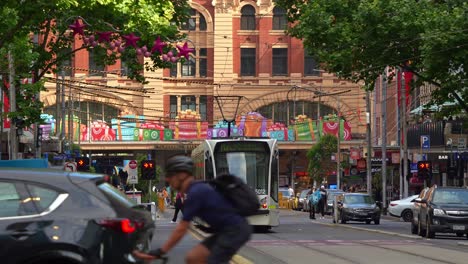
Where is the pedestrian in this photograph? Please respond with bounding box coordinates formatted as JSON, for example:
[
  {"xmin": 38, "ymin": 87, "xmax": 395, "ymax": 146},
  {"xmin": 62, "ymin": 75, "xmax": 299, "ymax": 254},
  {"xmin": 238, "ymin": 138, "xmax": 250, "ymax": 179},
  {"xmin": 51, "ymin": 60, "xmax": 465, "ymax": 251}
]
[
  {"xmin": 309, "ymin": 187, "xmax": 320, "ymax": 219},
  {"xmin": 317, "ymin": 185, "xmax": 327, "ymax": 219},
  {"xmin": 171, "ymin": 192, "xmax": 184, "ymax": 223},
  {"xmin": 287, "ymin": 184, "xmax": 295, "ymax": 198},
  {"xmin": 133, "ymin": 155, "xmax": 253, "ymax": 264}
]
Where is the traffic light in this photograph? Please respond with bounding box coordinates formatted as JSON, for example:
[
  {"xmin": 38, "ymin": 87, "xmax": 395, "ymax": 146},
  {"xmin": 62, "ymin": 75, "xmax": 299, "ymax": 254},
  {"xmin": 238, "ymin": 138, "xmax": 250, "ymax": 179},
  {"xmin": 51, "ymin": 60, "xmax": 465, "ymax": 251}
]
[
  {"xmin": 76, "ymin": 157, "xmax": 89, "ymax": 172},
  {"xmin": 417, "ymin": 161, "xmax": 432, "ymax": 179},
  {"xmin": 141, "ymin": 160, "xmax": 156, "ymax": 180}
]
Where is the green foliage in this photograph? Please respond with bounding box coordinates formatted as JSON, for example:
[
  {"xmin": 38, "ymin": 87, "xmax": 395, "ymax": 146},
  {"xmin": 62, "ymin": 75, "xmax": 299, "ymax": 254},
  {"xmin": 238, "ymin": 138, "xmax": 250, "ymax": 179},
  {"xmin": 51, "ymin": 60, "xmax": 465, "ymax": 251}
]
[
  {"xmin": 306, "ymin": 134, "xmax": 337, "ymax": 184},
  {"xmin": 0, "ymin": 0, "xmax": 190, "ymax": 125},
  {"xmin": 276, "ymin": 0, "xmax": 468, "ymax": 114}
]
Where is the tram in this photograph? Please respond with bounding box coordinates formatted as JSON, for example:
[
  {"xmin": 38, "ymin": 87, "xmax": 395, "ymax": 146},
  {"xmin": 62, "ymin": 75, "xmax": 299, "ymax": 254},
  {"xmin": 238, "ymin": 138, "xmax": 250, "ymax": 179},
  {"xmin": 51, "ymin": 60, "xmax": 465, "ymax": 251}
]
[{"xmin": 191, "ymin": 138, "xmax": 280, "ymax": 229}]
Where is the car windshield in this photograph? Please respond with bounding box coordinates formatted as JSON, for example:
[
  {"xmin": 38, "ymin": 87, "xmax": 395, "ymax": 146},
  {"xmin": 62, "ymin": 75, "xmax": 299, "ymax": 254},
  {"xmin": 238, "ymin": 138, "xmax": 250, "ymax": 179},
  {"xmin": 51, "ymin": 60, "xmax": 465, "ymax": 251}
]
[
  {"xmin": 432, "ymin": 189, "xmax": 468, "ymax": 204},
  {"xmin": 300, "ymin": 190, "xmax": 309, "ymax": 198},
  {"xmin": 328, "ymin": 192, "xmax": 344, "ymax": 202},
  {"xmin": 344, "ymin": 195, "xmax": 374, "ymax": 204},
  {"xmin": 280, "ymin": 190, "xmax": 290, "ymax": 198}
]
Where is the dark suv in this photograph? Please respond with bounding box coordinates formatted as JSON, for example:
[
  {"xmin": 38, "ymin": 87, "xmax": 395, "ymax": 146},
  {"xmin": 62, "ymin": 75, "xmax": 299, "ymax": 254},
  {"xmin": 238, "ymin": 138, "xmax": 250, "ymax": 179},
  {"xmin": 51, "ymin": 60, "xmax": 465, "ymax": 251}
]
[
  {"xmin": 414, "ymin": 186, "xmax": 468, "ymax": 239},
  {"xmin": 334, "ymin": 193, "xmax": 381, "ymax": 225},
  {"xmin": 0, "ymin": 169, "xmax": 155, "ymax": 264}
]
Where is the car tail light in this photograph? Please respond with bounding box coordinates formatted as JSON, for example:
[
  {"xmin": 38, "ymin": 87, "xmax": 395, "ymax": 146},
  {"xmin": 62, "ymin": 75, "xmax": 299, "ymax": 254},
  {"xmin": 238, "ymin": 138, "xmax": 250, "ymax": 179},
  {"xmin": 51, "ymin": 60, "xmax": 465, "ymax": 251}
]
[
  {"xmin": 260, "ymin": 197, "xmax": 268, "ymax": 209},
  {"xmin": 390, "ymin": 203, "xmax": 397, "ymax": 207},
  {"xmin": 97, "ymin": 218, "xmax": 136, "ymax": 234}
]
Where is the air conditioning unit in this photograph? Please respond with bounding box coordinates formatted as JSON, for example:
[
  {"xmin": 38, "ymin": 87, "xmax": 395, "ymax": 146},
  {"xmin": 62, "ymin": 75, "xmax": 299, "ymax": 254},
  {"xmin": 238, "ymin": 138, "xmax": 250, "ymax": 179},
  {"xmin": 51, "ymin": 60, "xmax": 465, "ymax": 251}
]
[{"xmin": 390, "ymin": 140, "xmax": 397, "ymax": 146}]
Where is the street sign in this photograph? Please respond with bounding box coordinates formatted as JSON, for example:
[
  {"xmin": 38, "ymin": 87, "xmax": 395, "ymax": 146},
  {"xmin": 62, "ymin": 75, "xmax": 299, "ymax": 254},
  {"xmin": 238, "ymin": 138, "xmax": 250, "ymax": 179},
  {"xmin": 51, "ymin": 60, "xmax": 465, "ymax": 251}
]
[
  {"xmin": 410, "ymin": 163, "xmax": 418, "ymax": 173},
  {"xmin": 458, "ymin": 138, "xmax": 466, "ymax": 151},
  {"xmin": 129, "ymin": 160, "xmax": 137, "ymax": 169},
  {"xmin": 420, "ymin": 135, "xmax": 430, "ymax": 150},
  {"xmin": 64, "ymin": 162, "xmax": 77, "ymax": 172},
  {"xmin": 125, "ymin": 160, "xmax": 138, "ymax": 184}
]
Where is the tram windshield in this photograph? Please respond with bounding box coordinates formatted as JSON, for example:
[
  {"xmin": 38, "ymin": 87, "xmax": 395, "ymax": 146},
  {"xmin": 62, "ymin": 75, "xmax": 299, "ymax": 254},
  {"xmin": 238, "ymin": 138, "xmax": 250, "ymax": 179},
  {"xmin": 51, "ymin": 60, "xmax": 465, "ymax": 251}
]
[{"xmin": 214, "ymin": 142, "xmax": 270, "ymax": 195}]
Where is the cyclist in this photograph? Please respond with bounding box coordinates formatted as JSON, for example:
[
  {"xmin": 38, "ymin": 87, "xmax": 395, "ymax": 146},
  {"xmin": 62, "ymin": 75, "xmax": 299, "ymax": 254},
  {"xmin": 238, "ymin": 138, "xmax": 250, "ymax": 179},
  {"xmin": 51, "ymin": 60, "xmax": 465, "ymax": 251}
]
[{"xmin": 133, "ymin": 155, "xmax": 252, "ymax": 264}]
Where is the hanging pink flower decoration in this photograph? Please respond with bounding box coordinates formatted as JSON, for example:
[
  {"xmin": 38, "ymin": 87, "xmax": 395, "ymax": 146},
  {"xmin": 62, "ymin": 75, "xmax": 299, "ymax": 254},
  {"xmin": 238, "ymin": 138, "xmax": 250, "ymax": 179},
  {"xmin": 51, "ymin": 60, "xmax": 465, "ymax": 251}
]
[
  {"xmin": 151, "ymin": 36, "xmax": 167, "ymax": 54},
  {"xmin": 144, "ymin": 52, "xmax": 151, "ymax": 57},
  {"xmin": 171, "ymin": 56, "xmax": 178, "ymax": 63},
  {"xmin": 167, "ymin": 51, "xmax": 173, "ymax": 57},
  {"xmin": 136, "ymin": 48, "xmax": 143, "ymax": 55},
  {"xmin": 118, "ymin": 46, "xmax": 125, "ymax": 53},
  {"xmin": 97, "ymin": 31, "xmax": 113, "ymax": 43},
  {"xmin": 176, "ymin": 42, "xmax": 194, "ymax": 59},
  {"xmin": 162, "ymin": 54, "xmax": 169, "ymax": 61},
  {"xmin": 69, "ymin": 19, "xmax": 86, "ymax": 36},
  {"xmin": 122, "ymin": 33, "xmax": 140, "ymax": 48}
]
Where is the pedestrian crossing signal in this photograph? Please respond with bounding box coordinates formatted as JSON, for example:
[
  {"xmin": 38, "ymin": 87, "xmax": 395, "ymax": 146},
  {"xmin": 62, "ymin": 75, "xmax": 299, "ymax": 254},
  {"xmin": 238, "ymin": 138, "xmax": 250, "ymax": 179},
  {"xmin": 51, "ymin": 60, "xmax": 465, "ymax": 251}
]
[
  {"xmin": 417, "ymin": 161, "xmax": 432, "ymax": 179},
  {"xmin": 76, "ymin": 157, "xmax": 89, "ymax": 172},
  {"xmin": 141, "ymin": 160, "xmax": 156, "ymax": 180}
]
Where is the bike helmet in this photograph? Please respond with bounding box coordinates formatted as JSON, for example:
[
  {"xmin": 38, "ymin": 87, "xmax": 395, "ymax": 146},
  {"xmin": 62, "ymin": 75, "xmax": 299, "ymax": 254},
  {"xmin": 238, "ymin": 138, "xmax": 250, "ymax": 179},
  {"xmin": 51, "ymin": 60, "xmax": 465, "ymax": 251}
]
[{"xmin": 165, "ymin": 155, "xmax": 193, "ymax": 176}]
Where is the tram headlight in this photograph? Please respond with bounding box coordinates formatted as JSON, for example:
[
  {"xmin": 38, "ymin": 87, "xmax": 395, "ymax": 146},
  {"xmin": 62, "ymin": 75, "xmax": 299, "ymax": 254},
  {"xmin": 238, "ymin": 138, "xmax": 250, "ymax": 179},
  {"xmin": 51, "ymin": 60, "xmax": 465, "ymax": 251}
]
[{"xmin": 260, "ymin": 197, "xmax": 268, "ymax": 209}]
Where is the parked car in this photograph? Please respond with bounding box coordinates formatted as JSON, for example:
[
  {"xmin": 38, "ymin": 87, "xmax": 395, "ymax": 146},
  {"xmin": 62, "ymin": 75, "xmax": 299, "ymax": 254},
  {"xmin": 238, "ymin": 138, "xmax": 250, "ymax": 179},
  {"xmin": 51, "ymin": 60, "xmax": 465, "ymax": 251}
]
[
  {"xmin": 326, "ymin": 189, "xmax": 345, "ymax": 215},
  {"xmin": 333, "ymin": 193, "xmax": 381, "ymax": 225},
  {"xmin": 388, "ymin": 195, "xmax": 418, "ymax": 222},
  {"xmin": 411, "ymin": 187, "xmax": 430, "ymax": 234},
  {"xmin": 413, "ymin": 185, "xmax": 468, "ymax": 239},
  {"xmin": 297, "ymin": 189, "xmax": 311, "ymax": 211},
  {"xmin": 0, "ymin": 168, "xmax": 155, "ymax": 264}
]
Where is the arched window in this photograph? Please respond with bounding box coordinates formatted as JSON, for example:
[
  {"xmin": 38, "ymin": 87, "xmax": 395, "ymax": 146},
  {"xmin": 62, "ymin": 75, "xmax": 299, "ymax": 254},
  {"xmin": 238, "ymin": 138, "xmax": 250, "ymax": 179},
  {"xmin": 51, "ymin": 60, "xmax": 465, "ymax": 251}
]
[
  {"xmin": 181, "ymin": 8, "xmax": 207, "ymax": 31},
  {"xmin": 272, "ymin": 6, "xmax": 287, "ymax": 30},
  {"xmin": 256, "ymin": 101, "xmax": 336, "ymax": 124},
  {"xmin": 241, "ymin": 5, "xmax": 256, "ymax": 30}
]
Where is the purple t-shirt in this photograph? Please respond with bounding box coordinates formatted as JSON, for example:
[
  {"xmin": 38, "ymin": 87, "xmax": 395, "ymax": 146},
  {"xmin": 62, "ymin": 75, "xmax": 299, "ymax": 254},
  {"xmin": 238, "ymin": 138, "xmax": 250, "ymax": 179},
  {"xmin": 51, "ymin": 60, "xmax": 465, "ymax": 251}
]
[{"xmin": 182, "ymin": 181, "xmax": 244, "ymax": 231}]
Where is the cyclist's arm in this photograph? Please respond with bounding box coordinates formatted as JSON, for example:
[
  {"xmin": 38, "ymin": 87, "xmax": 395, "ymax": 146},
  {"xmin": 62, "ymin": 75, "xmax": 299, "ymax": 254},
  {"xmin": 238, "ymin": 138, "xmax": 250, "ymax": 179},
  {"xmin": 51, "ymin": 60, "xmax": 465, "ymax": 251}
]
[{"xmin": 161, "ymin": 220, "xmax": 190, "ymax": 253}]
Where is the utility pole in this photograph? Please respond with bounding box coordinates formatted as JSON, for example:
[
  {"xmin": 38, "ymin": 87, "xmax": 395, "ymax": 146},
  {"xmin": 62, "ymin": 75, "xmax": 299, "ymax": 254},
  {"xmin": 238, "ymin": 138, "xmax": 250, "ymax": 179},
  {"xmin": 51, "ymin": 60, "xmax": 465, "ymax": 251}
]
[
  {"xmin": 381, "ymin": 70, "xmax": 388, "ymax": 211},
  {"xmin": 61, "ymin": 70, "xmax": 66, "ymax": 153},
  {"xmin": 337, "ymin": 98, "xmax": 341, "ymax": 190},
  {"xmin": 402, "ymin": 72, "xmax": 409, "ymax": 197},
  {"xmin": 366, "ymin": 91, "xmax": 372, "ymax": 194},
  {"xmin": 8, "ymin": 49, "xmax": 17, "ymax": 160}
]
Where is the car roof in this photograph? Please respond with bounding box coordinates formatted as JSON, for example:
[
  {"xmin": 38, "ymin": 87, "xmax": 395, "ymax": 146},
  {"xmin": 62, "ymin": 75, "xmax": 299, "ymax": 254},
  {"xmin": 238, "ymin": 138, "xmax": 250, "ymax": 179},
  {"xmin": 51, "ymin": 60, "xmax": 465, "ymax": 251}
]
[
  {"xmin": 344, "ymin": 193, "xmax": 370, "ymax": 196},
  {"xmin": 0, "ymin": 168, "xmax": 102, "ymax": 183}
]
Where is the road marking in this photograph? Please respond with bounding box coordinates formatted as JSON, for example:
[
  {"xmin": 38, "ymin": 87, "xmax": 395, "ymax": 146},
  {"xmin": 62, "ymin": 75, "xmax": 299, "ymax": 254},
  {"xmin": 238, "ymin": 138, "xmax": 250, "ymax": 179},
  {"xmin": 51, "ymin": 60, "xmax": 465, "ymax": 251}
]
[
  {"xmin": 316, "ymin": 221, "xmax": 423, "ymax": 240},
  {"xmin": 189, "ymin": 225, "xmax": 253, "ymax": 264},
  {"xmin": 458, "ymin": 242, "xmax": 468, "ymax": 247},
  {"xmin": 246, "ymin": 239, "xmax": 426, "ymax": 247}
]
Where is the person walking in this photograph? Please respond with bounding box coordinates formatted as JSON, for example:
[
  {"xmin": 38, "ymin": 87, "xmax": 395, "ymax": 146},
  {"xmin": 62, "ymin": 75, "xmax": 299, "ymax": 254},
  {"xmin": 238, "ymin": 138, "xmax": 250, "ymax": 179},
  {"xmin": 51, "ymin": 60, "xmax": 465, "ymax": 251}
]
[
  {"xmin": 317, "ymin": 185, "xmax": 327, "ymax": 219},
  {"xmin": 133, "ymin": 155, "xmax": 253, "ymax": 264},
  {"xmin": 171, "ymin": 192, "xmax": 184, "ymax": 223}
]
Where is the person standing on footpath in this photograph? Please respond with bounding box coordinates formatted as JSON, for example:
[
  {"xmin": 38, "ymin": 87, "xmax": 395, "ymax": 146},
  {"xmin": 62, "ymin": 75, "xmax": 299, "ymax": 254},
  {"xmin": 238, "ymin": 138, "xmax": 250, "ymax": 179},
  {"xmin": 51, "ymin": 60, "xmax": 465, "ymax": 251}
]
[
  {"xmin": 171, "ymin": 192, "xmax": 184, "ymax": 223},
  {"xmin": 317, "ymin": 185, "xmax": 327, "ymax": 219},
  {"xmin": 308, "ymin": 187, "xmax": 320, "ymax": 219},
  {"xmin": 133, "ymin": 155, "xmax": 252, "ymax": 264}
]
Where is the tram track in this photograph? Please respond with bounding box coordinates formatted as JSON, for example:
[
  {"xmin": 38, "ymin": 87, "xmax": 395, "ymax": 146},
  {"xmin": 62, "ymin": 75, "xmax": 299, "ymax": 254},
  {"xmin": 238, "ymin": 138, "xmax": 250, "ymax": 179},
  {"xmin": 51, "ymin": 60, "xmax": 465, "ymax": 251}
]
[{"xmin": 252, "ymin": 231, "xmax": 461, "ymax": 264}]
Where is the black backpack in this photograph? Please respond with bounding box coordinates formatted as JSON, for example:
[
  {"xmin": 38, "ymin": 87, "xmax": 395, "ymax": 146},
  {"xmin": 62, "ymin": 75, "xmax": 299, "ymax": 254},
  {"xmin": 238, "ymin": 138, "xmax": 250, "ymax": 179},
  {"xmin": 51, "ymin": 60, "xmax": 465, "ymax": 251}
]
[{"xmin": 208, "ymin": 174, "xmax": 260, "ymax": 217}]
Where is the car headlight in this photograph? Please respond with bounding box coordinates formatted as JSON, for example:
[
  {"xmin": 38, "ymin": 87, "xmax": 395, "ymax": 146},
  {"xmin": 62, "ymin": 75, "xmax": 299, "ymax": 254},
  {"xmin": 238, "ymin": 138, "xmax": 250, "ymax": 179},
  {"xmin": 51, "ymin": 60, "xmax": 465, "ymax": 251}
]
[{"xmin": 433, "ymin": 208, "xmax": 445, "ymax": 216}]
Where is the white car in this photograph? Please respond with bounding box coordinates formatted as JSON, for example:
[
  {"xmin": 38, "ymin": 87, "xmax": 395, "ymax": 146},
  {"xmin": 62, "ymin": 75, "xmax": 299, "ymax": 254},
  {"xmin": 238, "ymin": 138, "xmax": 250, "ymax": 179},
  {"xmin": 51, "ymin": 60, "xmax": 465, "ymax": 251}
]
[{"xmin": 388, "ymin": 195, "xmax": 418, "ymax": 222}]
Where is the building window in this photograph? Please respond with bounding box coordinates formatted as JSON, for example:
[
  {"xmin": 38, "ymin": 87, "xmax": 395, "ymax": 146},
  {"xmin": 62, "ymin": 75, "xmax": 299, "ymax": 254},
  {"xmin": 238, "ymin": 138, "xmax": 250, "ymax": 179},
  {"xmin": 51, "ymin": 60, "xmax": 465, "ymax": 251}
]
[
  {"xmin": 181, "ymin": 8, "xmax": 207, "ymax": 31},
  {"xmin": 256, "ymin": 101, "xmax": 335, "ymax": 123},
  {"xmin": 170, "ymin": 62, "xmax": 177, "ymax": 77},
  {"xmin": 272, "ymin": 7, "xmax": 287, "ymax": 30},
  {"xmin": 88, "ymin": 49, "xmax": 104, "ymax": 76},
  {"xmin": 241, "ymin": 48, "xmax": 256, "ymax": 76},
  {"xmin": 241, "ymin": 5, "xmax": 256, "ymax": 30},
  {"xmin": 272, "ymin": 48, "xmax": 288, "ymax": 76},
  {"xmin": 304, "ymin": 52, "xmax": 320, "ymax": 76},
  {"xmin": 182, "ymin": 50, "xmax": 196, "ymax": 77},
  {"xmin": 170, "ymin": 96, "xmax": 178, "ymax": 119},
  {"xmin": 199, "ymin": 95, "xmax": 207, "ymax": 121},
  {"xmin": 199, "ymin": 48, "xmax": 207, "ymax": 77},
  {"xmin": 61, "ymin": 47, "xmax": 72, "ymax": 76},
  {"xmin": 181, "ymin": 95, "xmax": 196, "ymax": 111}
]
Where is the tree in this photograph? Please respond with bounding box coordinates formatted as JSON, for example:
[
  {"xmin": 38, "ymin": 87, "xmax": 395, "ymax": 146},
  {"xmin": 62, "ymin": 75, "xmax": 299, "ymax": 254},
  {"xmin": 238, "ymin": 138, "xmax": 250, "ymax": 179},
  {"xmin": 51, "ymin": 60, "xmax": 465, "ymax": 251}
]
[
  {"xmin": 0, "ymin": 0, "xmax": 190, "ymax": 126},
  {"xmin": 306, "ymin": 134, "xmax": 337, "ymax": 185},
  {"xmin": 276, "ymin": 0, "xmax": 468, "ymax": 114}
]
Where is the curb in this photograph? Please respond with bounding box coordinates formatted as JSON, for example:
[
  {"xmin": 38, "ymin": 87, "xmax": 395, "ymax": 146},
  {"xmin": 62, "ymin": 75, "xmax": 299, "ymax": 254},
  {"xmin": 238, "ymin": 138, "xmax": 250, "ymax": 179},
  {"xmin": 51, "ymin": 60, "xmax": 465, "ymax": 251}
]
[
  {"xmin": 458, "ymin": 242, "xmax": 468, "ymax": 247},
  {"xmin": 316, "ymin": 221, "xmax": 422, "ymax": 240},
  {"xmin": 189, "ymin": 224, "xmax": 253, "ymax": 264}
]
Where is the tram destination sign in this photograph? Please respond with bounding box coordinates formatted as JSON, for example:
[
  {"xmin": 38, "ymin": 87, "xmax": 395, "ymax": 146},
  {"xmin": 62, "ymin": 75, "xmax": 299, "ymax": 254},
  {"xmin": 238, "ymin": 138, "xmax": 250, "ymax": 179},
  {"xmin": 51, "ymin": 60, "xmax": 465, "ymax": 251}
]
[{"xmin": 217, "ymin": 142, "xmax": 268, "ymax": 153}]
